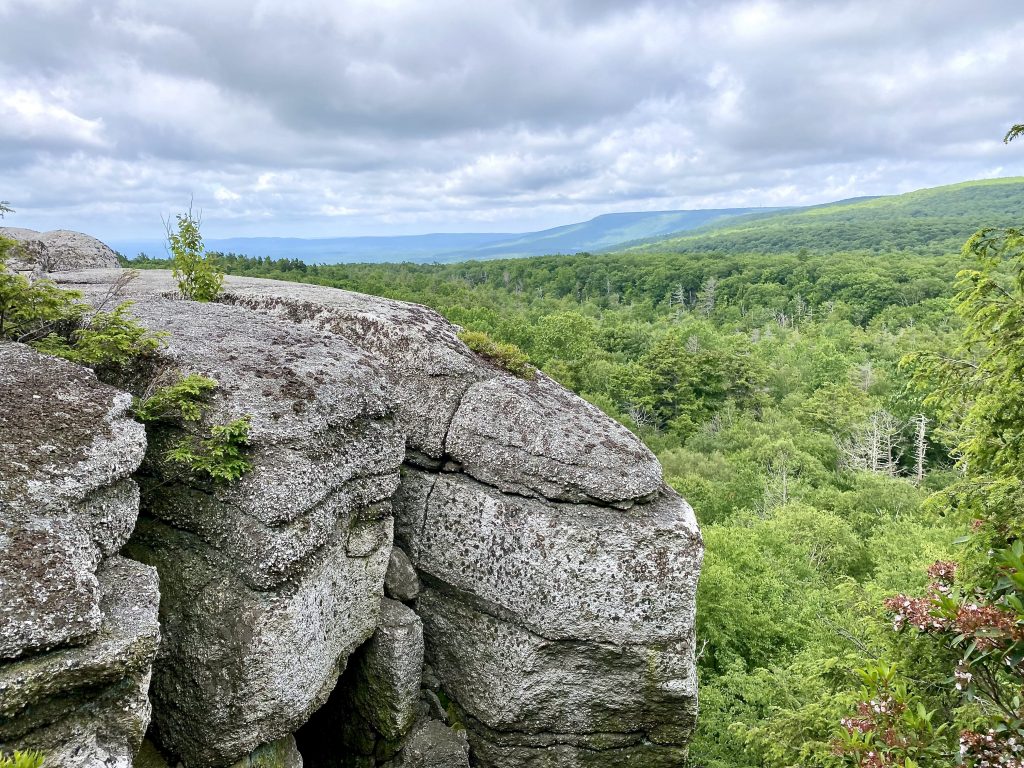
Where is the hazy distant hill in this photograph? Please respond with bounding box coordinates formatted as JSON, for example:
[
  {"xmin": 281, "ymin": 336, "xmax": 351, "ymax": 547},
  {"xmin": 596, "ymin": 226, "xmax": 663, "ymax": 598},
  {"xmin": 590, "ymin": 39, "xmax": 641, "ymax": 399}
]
[
  {"xmin": 111, "ymin": 178, "xmax": 1024, "ymax": 265},
  {"xmin": 624, "ymin": 177, "xmax": 1024, "ymax": 256},
  {"xmin": 109, "ymin": 207, "xmax": 774, "ymax": 264}
]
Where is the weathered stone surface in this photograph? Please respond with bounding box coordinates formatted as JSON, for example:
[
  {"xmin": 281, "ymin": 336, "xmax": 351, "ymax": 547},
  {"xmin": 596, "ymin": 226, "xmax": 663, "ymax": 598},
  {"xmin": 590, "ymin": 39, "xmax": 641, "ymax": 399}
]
[
  {"xmin": 384, "ymin": 547, "xmax": 420, "ymax": 603},
  {"xmin": 393, "ymin": 470, "xmax": 701, "ymax": 759},
  {"xmin": 382, "ymin": 720, "xmax": 469, "ymax": 768},
  {"xmin": 0, "ymin": 227, "xmax": 119, "ymax": 271},
  {"xmin": 128, "ymin": 515, "xmax": 390, "ymax": 768},
  {"xmin": 398, "ymin": 471, "xmax": 701, "ymax": 643},
  {"xmin": 0, "ymin": 342, "xmax": 146, "ymax": 658},
  {"xmin": 55, "ymin": 269, "xmax": 486, "ymax": 463},
  {"xmin": 353, "ymin": 600, "xmax": 424, "ymax": 742},
  {"xmin": 417, "ymin": 589, "xmax": 697, "ymax": 739},
  {"xmin": 0, "ymin": 557, "xmax": 160, "ymax": 768},
  {"xmin": 227, "ymin": 736, "xmax": 304, "ymax": 768},
  {"xmin": 45, "ymin": 266, "xmax": 704, "ymax": 768},
  {"xmin": 445, "ymin": 374, "xmax": 662, "ymax": 506},
  {"xmin": 38, "ymin": 295, "xmax": 409, "ymax": 766}
]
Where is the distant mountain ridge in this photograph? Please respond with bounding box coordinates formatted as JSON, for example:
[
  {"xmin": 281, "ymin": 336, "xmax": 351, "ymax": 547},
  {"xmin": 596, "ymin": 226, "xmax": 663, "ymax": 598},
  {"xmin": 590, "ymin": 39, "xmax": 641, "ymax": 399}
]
[
  {"xmin": 623, "ymin": 177, "xmax": 1024, "ymax": 257},
  {"xmin": 108, "ymin": 177, "xmax": 1024, "ymax": 265},
  {"xmin": 109, "ymin": 207, "xmax": 781, "ymax": 265}
]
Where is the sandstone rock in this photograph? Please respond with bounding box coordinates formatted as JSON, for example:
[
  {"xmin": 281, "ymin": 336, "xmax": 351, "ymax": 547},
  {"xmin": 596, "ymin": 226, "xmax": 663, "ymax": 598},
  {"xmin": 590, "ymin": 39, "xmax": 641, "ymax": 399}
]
[
  {"xmin": 55, "ymin": 269, "xmax": 486, "ymax": 464},
  {"xmin": 445, "ymin": 373, "xmax": 662, "ymax": 505},
  {"xmin": 384, "ymin": 548, "xmax": 420, "ymax": 602},
  {"xmin": 395, "ymin": 470, "xmax": 701, "ymax": 759},
  {"xmin": 45, "ymin": 267, "xmax": 704, "ymax": 768},
  {"xmin": 127, "ymin": 512, "xmax": 390, "ymax": 768},
  {"xmin": 381, "ymin": 721, "xmax": 469, "ymax": 768},
  {"xmin": 0, "ymin": 557, "xmax": 160, "ymax": 768},
  {"xmin": 85, "ymin": 298, "xmax": 406, "ymax": 766},
  {"xmin": 353, "ymin": 600, "xmax": 424, "ymax": 742},
  {"xmin": 397, "ymin": 470, "xmax": 701, "ymax": 643},
  {"xmin": 0, "ymin": 342, "xmax": 147, "ymax": 658},
  {"xmin": 0, "ymin": 228, "xmax": 119, "ymax": 271}
]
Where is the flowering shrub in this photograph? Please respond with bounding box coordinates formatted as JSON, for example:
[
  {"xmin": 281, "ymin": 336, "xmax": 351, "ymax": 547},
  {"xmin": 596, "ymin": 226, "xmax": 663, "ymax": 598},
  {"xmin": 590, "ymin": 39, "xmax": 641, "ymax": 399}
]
[
  {"xmin": 838, "ymin": 545, "xmax": 1024, "ymax": 768},
  {"xmin": 835, "ymin": 663, "xmax": 949, "ymax": 768}
]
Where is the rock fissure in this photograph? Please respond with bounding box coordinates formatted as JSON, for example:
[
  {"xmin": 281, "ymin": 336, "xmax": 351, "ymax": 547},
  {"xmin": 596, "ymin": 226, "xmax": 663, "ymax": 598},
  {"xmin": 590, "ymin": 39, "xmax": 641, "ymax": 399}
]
[{"xmin": 3, "ymin": 263, "xmax": 702, "ymax": 768}]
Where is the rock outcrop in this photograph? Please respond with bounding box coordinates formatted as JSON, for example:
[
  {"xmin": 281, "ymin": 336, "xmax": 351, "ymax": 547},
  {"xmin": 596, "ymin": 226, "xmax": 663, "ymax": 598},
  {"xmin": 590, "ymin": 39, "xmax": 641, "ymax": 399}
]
[
  {"xmin": 0, "ymin": 228, "xmax": 120, "ymax": 272},
  {"xmin": 0, "ymin": 342, "xmax": 159, "ymax": 768},
  {"xmin": 115, "ymin": 298, "xmax": 406, "ymax": 767},
  {"xmin": 2, "ymin": 257, "xmax": 702, "ymax": 768}
]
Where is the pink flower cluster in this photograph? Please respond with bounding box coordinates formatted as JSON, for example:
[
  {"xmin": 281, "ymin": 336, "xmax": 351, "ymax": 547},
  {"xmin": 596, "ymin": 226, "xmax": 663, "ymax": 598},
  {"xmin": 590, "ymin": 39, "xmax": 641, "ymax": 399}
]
[
  {"xmin": 884, "ymin": 561, "xmax": 1022, "ymax": 650},
  {"xmin": 960, "ymin": 729, "xmax": 1024, "ymax": 768}
]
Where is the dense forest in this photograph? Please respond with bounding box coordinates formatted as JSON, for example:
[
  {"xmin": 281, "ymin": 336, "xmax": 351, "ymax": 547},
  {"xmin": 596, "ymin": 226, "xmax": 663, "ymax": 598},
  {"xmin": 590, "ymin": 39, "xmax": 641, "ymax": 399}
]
[{"xmin": 125, "ymin": 177, "xmax": 1024, "ymax": 768}]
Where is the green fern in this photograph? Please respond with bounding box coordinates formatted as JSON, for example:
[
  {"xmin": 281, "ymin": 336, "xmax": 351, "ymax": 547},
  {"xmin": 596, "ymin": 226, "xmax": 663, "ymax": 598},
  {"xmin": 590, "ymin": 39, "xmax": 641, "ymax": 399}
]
[{"xmin": 0, "ymin": 750, "xmax": 45, "ymax": 768}]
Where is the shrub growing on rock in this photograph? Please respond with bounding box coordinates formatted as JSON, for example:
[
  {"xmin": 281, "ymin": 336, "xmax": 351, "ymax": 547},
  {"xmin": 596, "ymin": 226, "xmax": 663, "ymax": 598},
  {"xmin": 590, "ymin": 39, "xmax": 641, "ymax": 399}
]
[
  {"xmin": 457, "ymin": 329, "xmax": 535, "ymax": 379},
  {"xmin": 166, "ymin": 205, "xmax": 223, "ymax": 302},
  {"xmin": 0, "ymin": 751, "xmax": 44, "ymax": 768},
  {"xmin": 134, "ymin": 372, "xmax": 253, "ymax": 483}
]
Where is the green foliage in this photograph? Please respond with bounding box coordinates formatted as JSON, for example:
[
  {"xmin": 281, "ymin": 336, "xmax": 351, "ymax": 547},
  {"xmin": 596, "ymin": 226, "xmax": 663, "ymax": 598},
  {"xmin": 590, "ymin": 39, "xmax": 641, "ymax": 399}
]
[
  {"xmin": 0, "ymin": 751, "xmax": 45, "ymax": 768},
  {"xmin": 457, "ymin": 329, "xmax": 535, "ymax": 379},
  {"xmin": 167, "ymin": 416, "xmax": 253, "ymax": 483},
  {"xmin": 166, "ymin": 206, "xmax": 223, "ymax": 301},
  {"xmin": 0, "ymin": 201, "xmax": 13, "ymax": 218},
  {"xmin": 0, "ymin": 262, "xmax": 84, "ymax": 341},
  {"xmin": 33, "ymin": 302, "xmax": 166, "ymax": 366},
  {"xmin": 0, "ymin": 258, "xmax": 163, "ymax": 367},
  {"xmin": 125, "ymin": 195, "xmax": 985, "ymax": 768},
  {"xmin": 133, "ymin": 373, "xmax": 218, "ymax": 422},
  {"xmin": 133, "ymin": 373, "xmax": 252, "ymax": 483}
]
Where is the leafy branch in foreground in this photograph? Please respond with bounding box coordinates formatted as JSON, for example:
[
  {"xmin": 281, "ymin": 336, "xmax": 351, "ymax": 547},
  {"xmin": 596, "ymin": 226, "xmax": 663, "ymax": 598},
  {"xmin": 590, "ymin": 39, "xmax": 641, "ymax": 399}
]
[
  {"xmin": 1, "ymin": 258, "xmax": 165, "ymax": 367},
  {"xmin": 458, "ymin": 329, "xmax": 535, "ymax": 380},
  {"xmin": 133, "ymin": 372, "xmax": 253, "ymax": 483}
]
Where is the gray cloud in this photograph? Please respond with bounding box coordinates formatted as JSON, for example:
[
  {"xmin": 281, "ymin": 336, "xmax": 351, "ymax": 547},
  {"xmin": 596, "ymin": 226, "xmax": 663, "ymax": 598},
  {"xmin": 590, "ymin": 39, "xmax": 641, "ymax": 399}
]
[{"xmin": 1, "ymin": 0, "xmax": 1022, "ymax": 242}]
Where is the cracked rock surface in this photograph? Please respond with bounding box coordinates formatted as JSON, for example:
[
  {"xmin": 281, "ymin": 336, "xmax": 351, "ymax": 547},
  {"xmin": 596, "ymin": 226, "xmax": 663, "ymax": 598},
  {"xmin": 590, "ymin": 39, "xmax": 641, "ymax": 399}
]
[
  {"xmin": 0, "ymin": 342, "xmax": 158, "ymax": 766},
  {"xmin": 40, "ymin": 267, "xmax": 704, "ymax": 768}
]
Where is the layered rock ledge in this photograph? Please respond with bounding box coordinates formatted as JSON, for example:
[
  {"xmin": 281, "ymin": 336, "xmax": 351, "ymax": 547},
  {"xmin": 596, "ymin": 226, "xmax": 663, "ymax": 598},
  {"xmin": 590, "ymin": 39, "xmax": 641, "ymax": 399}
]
[
  {"xmin": 2, "ymin": 262, "xmax": 702, "ymax": 768},
  {"xmin": 0, "ymin": 343, "xmax": 159, "ymax": 767}
]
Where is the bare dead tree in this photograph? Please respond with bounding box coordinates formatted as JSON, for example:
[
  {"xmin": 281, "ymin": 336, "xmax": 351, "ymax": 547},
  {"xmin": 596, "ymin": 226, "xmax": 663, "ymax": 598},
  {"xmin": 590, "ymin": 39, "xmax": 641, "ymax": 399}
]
[
  {"xmin": 839, "ymin": 410, "xmax": 904, "ymax": 476},
  {"xmin": 911, "ymin": 413, "xmax": 928, "ymax": 485},
  {"xmin": 697, "ymin": 277, "xmax": 718, "ymax": 317}
]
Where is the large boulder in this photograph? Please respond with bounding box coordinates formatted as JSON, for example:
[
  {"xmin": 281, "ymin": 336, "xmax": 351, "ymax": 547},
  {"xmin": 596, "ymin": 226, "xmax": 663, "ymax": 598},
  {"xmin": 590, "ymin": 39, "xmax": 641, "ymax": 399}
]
[
  {"xmin": 0, "ymin": 228, "xmax": 120, "ymax": 272},
  {"xmin": 100, "ymin": 297, "xmax": 405, "ymax": 767},
  {"xmin": 50, "ymin": 267, "xmax": 703, "ymax": 768},
  {"xmin": 0, "ymin": 342, "xmax": 159, "ymax": 767}
]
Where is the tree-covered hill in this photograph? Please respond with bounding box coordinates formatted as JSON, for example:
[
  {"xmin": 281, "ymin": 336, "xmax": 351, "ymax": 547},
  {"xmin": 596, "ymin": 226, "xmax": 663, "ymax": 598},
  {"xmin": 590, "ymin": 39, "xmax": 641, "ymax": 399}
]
[{"xmin": 625, "ymin": 177, "xmax": 1024, "ymax": 256}]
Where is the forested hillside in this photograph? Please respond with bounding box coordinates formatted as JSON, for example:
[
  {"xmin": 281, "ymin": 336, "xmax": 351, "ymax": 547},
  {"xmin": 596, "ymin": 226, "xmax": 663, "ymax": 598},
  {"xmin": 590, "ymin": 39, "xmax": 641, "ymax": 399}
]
[
  {"xmin": 123, "ymin": 176, "xmax": 1024, "ymax": 767},
  {"xmin": 624, "ymin": 177, "xmax": 1024, "ymax": 257}
]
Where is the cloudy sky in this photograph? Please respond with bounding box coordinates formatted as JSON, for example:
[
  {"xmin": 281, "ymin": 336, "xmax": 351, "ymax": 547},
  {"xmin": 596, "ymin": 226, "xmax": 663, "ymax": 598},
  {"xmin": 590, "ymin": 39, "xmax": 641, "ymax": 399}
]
[{"xmin": 2, "ymin": 0, "xmax": 1023, "ymax": 244}]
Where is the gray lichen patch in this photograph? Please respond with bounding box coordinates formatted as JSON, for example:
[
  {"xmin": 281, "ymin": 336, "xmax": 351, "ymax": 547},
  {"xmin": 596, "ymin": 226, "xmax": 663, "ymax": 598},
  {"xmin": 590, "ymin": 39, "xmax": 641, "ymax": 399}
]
[{"xmin": 0, "ymin": 342, "xmax": 145, "ymax": 505}]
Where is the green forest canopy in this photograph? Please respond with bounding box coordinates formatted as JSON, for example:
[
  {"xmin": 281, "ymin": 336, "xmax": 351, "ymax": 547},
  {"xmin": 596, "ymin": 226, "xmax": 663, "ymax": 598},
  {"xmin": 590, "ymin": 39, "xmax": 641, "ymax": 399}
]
[{"xmin": 123, "ymin": 174, "xmax": 1024, "ymax": 767}]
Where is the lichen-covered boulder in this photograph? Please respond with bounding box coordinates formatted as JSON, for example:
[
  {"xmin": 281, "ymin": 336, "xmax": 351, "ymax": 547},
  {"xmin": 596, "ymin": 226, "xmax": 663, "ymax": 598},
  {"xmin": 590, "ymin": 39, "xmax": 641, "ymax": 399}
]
[
  {"xmin": 0, "ymin": 227, "xmax": 119, "ymax": 272},
  {"xmin": 445, "ymin": 373, "xmax": 662, "ymax": 506},
  {"xmin": 393, "ymin": 471, "xmax": 701, "ymax": 764},
  {"xmin": 92, "ymin": 298, "xmax": 406, "ymax": 767},
  {"xmin": 0, "ymin": 341, "xmax": 159, "ymax": 767},
  {"xmin": 51, "ymin": 267, "xmax": 704, "ymax": 768},
  {"xmin": 0, "ymin": 343, "xmax": 147, "ymax": 658}
]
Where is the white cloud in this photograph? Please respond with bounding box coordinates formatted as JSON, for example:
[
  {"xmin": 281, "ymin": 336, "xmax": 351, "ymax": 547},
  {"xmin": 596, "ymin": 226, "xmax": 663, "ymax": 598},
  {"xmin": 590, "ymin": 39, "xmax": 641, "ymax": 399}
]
[{"xmin": 1, "ymin": 0, "xmax": 1022, "ymax": 242}]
